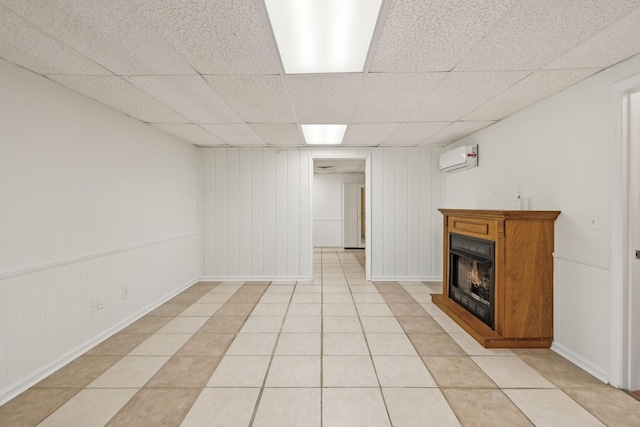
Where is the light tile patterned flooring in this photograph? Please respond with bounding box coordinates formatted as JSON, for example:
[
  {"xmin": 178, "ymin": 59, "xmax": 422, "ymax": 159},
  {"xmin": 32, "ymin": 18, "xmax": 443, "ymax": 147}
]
[{"xmin": 2, "ymin": 248, "xmax": 640, "ymax": 426}]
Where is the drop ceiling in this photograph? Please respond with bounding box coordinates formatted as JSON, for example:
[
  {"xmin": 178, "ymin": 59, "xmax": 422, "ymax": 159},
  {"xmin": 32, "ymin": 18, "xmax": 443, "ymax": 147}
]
[{"xmin": 1, "ymin": 0, "xmax": 640, "ymax": 148}]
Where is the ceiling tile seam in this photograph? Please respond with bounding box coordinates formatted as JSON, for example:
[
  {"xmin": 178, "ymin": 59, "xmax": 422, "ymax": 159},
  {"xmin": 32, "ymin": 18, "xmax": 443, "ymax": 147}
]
[
  {"xmin": 123, "ymin": 0, "xmax": 201, "ymax": 76},
  {"xmin": 0, "ymin": 3, "xmax": 115, "ymax": 77},
  {"xmin": 448, "ymin": 0, "xmax": 521, "ymax": 73}
]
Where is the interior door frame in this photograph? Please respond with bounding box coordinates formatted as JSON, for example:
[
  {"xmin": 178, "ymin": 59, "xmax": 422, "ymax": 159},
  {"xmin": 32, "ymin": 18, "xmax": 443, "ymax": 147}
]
[
  {"xmin": 610, "ymin": 74, "xmax": 640, "ymax": 389},
  {"xmin": 310, "ymin": 153, "xmax": 371, "ymax": 280}
]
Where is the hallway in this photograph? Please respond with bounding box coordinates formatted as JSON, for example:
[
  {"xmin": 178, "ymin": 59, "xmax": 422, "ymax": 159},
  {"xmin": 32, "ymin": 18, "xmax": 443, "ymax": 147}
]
[{"xmin": 0, "ymin": 249, "xmax": 638, "ymax": 426}]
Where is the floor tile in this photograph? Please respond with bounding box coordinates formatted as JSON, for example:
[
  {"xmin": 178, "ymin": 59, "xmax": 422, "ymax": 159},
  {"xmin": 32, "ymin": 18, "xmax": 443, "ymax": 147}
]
[
  {"xmin": 157, "ymin": 316, "xmax": 208, "ymax": 334},
  {"xmin": 253, "ymin": 388, "xmax": 321, "ymax": 427},
  {"xmin": 287, "ymin": 303, "xmax": 322, "ymax": 316},
  {"xmin": 291, "ymin": 293, "xmax": 322, "ymax": 304},
  {"xmin": 147, "ymin": 303, "xmax": 190, "ymax": 317},
  {"xmin": 196, "ymin": 293, "xmax": 231, "ymax": 304},
  {"xmin": 322, "ymin": 388, "xmax": 391, "ymax": 427},
  {"xmin": 0, "ymin": 388, "xmax": 81, "ymax": 426},
  {"xmin": 39, "ymin": 388, "xmax": 137, "ymax": 427},
  {"xmin": 121, "ymin": 316, "xmax": 172, "ymax": 334},
  {"xmin": 382, "ymin": 388, "xmax": 460, "ymax": 427},
  {"xmin": 105, "ymin": 388, "xmax": 198, "ymax": 427},
  {"xmin": 179, "ymin": 303, "xmax": 222, "ymax": 317},
  {"xmin": 251, "ymin": 303, "xmax": 288, "ymax": 316},
  {"xmin": 175, "ymin": 333, "xmax": 235, "ymax": 356},
  {"xmin": 88, "ymin": 356, "xmax": 169, "ymax": 388},
  {"xmin": 372, "ymin": 356, "xmax": 436, "ymax": 387},
  {"xmin": 408, "ymin": 333, "xmax": 467, "ymax": 356},
  {"xmin": 129, "ymin": 333, "xmax": 192, "ymax": 356},
  {"xmin": 259, "ymin": 293, "xmax": 292, "ymax": 303},
  {"xmin": 472, "ymin": 356, "xmax": 556, "ymax": 388},
  {"xmin": 563, "ymin": 387, "xmax": 640, "ymax": 426},
  {"xmin": 322, "ymin": 356, "xmax": 379, "ymax": 387},
  {"xmin": 366, "ymin": 333, "xmax": 418, "ymax": 356},
  {"xmin": 85, "ymin": 333, "xmax": 152, "ymax": 356},
  {"xmin": 352, "ymin": 293, "xmax": 386, "ymax": 304},
  {"xmin": 396, "ymin": 316, "xmax": 445, "ymax": 334},
  {"xmin": 323, "ymin": 333, "xmax": 369, "ymax": 355},
  {"xmin": 35, "ymin": 355, "xmax": 121, "ymax": 388},
  {"xmin": 275, "ymin": 333, "xmax": 321, "ymax": 355},
  {"xmin": 226, "ymin": 334, "xmax": 278, "ymax": 356},
  {"xmin": 431, "ymin": 314, "xmax": 467, "ymax": 333},
  {"xmin": 422, "ymin": 356, "xmax": 497, "ymax": 388},
  {"xmin": 207, "ymin": 355, "xmax": 271, "ymax": 387},
  {"xmin": 323, "ymin": 293, "xmax": 354, "ymax": 303},
  {"xmin": 356, "ymin": 304, "xmax": 394, "ymax": 317},
  {"xmin": 181, "ymin": 388, "xmax": 260, "ymax": 427},
  {"xmin": 281, "ymin": 316, "xmax": 321, "ymax": 333},
  {"xmin": 504, "ymin": 389, "xmax": 605, "ymax": 427},
  {"xmin": 449, "ymin": 332, "xmax": 514, "ymax": 356},
  {"xmin": 215, "ymin": 303, "xmax": 256, "ymax": 316},
  {"xmin": 265, "ymin": 356, "xmax": 320, "ymax": 387},
  {"xmin": 240, "ymin": 316, "xmax": 284, "ymax": 333},
  {"xmin": 360, "ymin": 316, "xmax": 404, "ymax": 333},
  {"xmin": 323, "ymin": 316, "xmax": 362, "ymax": 333},
  {"xmin": 198, "ymin": 316, "xmax": 246, "ymax": 334},
  {"xmin": 323, "ymin": 303, "xmax": 357, "ymax": 316},
  {"xmin": 443, "ymin": 388, "xmax": 533, "ymax": 426},
  {"xmin": 349, "ymin": 285, "xmax": 378, "ymax": 293},
  {"xmin": 518, "ymin": 353, "xmax": 609, "ymax": 388},
  {"xmin": 226, "ymin": 292, "xmax": 263, "ymax": 304},
  {"xmin": 145, "ymin": 356, "xmax": 219, "ymax": 388}
]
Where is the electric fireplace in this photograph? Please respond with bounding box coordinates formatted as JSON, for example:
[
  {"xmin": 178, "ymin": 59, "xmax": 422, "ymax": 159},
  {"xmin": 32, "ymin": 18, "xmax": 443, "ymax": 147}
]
[
  {"xmin": 448, "ymin": 233, "xmax": 494, "ymax": 329},
  {"xmin": 432, "ymin": 209, "xmax": 560, "ymax": 348}
]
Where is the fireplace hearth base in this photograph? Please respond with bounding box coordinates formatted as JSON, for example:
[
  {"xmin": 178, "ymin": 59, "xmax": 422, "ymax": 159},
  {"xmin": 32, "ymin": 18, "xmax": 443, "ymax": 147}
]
[{"xmin": 432, "ymin": 209, "xmax": 560, "ymax": 348}]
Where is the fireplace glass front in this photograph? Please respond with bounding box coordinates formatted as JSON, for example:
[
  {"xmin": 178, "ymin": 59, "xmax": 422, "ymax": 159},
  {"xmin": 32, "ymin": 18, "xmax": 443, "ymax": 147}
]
[{"xmin": 448, "ymin": 233, "xmax": 495, "ymax": 329}]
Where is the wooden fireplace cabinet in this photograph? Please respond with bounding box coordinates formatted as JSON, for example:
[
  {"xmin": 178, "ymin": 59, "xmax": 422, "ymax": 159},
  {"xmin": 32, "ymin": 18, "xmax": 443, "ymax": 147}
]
[{"xmin": 432, "ymin": 209, "xmax": 560, "ymax": 348}]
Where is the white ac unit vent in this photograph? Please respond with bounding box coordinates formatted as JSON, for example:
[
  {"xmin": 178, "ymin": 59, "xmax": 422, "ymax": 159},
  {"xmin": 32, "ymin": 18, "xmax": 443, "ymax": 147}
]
[{"xmin": 439, "ymin": 145, "xmax": 478, "ymax": 173}]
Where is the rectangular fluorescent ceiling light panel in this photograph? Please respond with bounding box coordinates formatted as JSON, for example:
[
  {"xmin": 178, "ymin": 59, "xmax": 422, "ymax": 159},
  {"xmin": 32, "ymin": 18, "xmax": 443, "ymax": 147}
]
[
  {"xmin": 265, "ymin": 0, "xmax": 383, "ymax": 74},
  {"xmin": 302, "ymin": 124, "xmax": 347, "ymax": 145}
]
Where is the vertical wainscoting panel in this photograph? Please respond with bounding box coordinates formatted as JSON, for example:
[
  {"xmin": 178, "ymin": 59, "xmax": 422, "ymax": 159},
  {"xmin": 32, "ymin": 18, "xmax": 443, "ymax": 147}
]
[
  {"xmin": 369, "ymin": 147, "xmax": 444, "ymax": 281},
  {"xmin": 553, "ymin": 257, "xmax": 611, "ymax": 381},
  {"xmin": 251, "ymin": 150, "xmax": 265, "ymax": 276},
  {"xmin": 371, "ymin": 150, "xmax": 385, "ymax": 278},
  {"xmin": 203, "ymin": 151, "xmax": 216, "ymax": 275},
  {"xmin": 0, "ymin": 235, "xmax": 198, "ymax": 404},
  {"xmin": 202, "ymin": 148, "xmax": 312, "ymax": 280}
]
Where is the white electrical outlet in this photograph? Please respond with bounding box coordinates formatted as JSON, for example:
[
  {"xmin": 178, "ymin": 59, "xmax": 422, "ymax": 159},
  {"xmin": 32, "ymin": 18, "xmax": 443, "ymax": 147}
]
[
  {"xmin": 589, "ymin": 213, "xmax": 600, "ymax": 230},
  {"xmin": 90, "ymin": 298, "xmax": 97, "ymax": 313},
  {"xmin": 97, "ymin": 296, "xmax": 104, "ymax": 310},
  {"xmin": 122, "ymin": 286, "xmax": 129, "ymax": 300}
]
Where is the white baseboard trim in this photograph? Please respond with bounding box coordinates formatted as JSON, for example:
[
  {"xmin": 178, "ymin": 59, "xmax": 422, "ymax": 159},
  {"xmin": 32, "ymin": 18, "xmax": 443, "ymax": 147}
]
[
  {"xmin": 370, "ymin": 276, "xmax": 443, "ymax": 282},
  {"xmin": 551, "ymin": 342, "xmax": 610, "ymax": 384},
  {"xmin": 0, "ymin": 276, "xmax": 199, "ymax": 406},
  {"xmin": 201, "ymin": 276, "xmax": 313, "ymax": 282}
]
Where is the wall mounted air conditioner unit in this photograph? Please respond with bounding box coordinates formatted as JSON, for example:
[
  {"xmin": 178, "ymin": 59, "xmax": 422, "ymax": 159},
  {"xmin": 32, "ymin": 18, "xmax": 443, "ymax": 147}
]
[{"xmin": 439, "ymin": 145, "xmax": 478, "ymax": 173}]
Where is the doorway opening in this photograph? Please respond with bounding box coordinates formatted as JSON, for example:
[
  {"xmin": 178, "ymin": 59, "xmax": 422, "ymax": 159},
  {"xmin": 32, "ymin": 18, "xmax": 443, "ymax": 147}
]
[
  {"xmin": 628, "ymin": 89, "xmax": 640, "ymax": 392},
  {"xmin": 311, "ymin": 155, "xmax": 371, "ymax": 280}
]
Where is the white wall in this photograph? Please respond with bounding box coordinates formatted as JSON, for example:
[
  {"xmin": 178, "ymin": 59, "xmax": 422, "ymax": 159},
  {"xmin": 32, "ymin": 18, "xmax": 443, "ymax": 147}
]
[
  {"xmin": 202, "ymin": 147, "xmax": 444, "ymax": 281},
  {"xmin": 443, "ymin": 53, "xmax": 640, "ymax": 384},
  {"xmin": 0, "ymin": 60, "xmax": 199, "ymax": 404},
  {"xmin": 313, "ymin": 173, "xmax": 365, "ymax": 247}
]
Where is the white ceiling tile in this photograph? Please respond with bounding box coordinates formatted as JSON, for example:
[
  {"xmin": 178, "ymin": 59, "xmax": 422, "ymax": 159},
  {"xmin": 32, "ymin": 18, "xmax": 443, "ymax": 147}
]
[
  {"xmin": 249, "ymin": 123, "xmax": 303, "ymax": 146},
  {"xmin": 455, "ymin": 0, "xmax": 640, "ymax": 71},
  {"xmin": 0, "ymin": 0, "xmax": 195, "ymax": 75},
  {"xmin": 370, "ymin": 0, "xmax": 517, "ymax": 72},
  {"xmin": 342, "ymin": 124, "xmax": 399, "ymax": 146},
  {"xmin": 381, "ymin": 122, "xmax": 451, "ymax": 146},
  {"xmin": 421, "ymin": 121, "xmax": 495, "ymax": 146},
  {"xmin": 464, "ymin": 69, "xmax": 601, "ymax": 121},
  {"xmin": 125, "ymin": 76, "xmax": 244, "ymax": 124},
  {"xmin": 351, "ymin": 73, "xmax": 446, "ymax": 123},
  {"xmin": 201, "ymin": 124, "xmax": 266, "ymax": 146},
  {"xmin": 205, "ymin": 75, "xmax": 295, "ymax": 123},
  {"xmin": 544, "ymin": 7, "xmax": 640, "ymax": 70},
  {"xmin": 128, "ymin": 0, "xmax": 280, "ymax": 74},
  {"xmin": 285, "ymin": 74, "xmax": 364, "ymax": 123},
  {"xmin": 0, "ymin": 6, "xmax": 110, "ymax": 75},
  {"xmin": 152, "ymin": 124, "xmax": 227, "ymax": 147},
  {"xmin": 48, "ymin": 75, "xmax": 188, "ymax": 123},
  {"xmin": 407, "ymin": 71, "xmax": 529, "ymax": 122}
]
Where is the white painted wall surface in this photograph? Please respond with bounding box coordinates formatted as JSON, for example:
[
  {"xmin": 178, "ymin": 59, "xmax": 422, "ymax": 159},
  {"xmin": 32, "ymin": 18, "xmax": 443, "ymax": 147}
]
[
  {"xmin": 0, "ymin": 60, "xmax": 199, "ymax": 403},
  {"xmin": 202, "ymin": 147, "xmax": 444, "ymax": 281},
  {"xmin": 312, "ymin": 173, "xmax": 365, "ymax": 247},
  {"xmin": 443, "ymin": 53, "xmax": 640, "ymax": 384}
]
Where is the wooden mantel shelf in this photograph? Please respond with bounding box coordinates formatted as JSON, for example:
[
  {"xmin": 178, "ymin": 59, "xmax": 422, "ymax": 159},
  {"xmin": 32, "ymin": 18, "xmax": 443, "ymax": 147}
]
[{"xmin": 432, "ymin": 209, "xmax": 560, "ymax": 348}]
